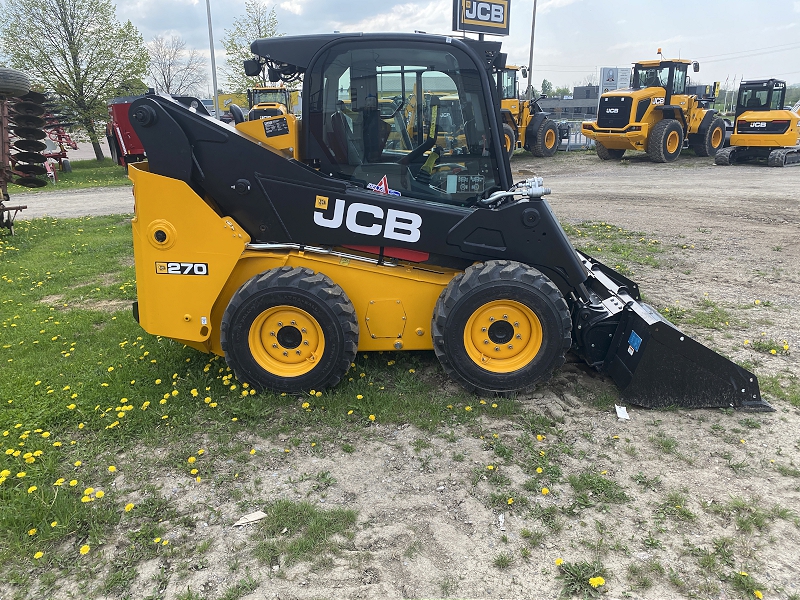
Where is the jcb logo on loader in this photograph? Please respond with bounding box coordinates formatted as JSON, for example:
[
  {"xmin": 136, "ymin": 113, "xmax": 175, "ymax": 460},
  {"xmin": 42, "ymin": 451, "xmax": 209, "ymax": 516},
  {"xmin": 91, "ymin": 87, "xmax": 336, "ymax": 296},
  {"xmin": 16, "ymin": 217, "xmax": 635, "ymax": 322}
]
[
  {"xmin": 605, "ymin": 108, "xmax": 619, "ymax": 114},
  {"xmin": 651, "ymin": 97, "xmax": 665, "ymax": 105},
  {"xmin": 156, "ymin": 262, "xmax": 209, "ymax": 275},
  {"xmin": 752, "ymin": 122, "xmax": 767, "ymax": 128},
  {"xmin": 313, "ymin": 196, "xmax": 422, "ymax": 243}
]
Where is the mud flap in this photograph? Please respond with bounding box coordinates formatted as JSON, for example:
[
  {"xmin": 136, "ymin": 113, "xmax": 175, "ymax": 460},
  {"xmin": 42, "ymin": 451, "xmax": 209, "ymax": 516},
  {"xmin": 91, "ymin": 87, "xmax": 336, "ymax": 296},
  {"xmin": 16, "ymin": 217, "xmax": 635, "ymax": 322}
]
[{"xmin": 578, "ymin": 252, "xmax": 773, "ymax": 411}]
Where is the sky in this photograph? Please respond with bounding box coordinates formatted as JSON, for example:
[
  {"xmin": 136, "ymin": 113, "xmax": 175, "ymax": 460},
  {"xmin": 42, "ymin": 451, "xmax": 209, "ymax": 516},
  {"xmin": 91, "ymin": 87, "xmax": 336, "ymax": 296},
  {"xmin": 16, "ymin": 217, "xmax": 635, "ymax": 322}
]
[{"xmin": 115, "ymin": 0, "xmax": 800, "ymax": 94}]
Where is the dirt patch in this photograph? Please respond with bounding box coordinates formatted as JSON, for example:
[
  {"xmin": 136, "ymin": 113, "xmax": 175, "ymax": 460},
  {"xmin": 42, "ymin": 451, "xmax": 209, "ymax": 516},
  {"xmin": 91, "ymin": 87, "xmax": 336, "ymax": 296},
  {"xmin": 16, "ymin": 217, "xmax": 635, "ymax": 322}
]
[{"xmin": 12, "ymin": 153, "xmax": 800, "ymax": 600}]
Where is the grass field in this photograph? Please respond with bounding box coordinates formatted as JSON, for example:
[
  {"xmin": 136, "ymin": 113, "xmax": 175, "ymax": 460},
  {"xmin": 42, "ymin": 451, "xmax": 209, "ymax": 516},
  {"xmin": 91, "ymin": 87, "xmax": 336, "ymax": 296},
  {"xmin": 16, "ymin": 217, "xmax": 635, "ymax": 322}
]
[
  {"xmin": 7, "ymin": 159, "xmax": 131, "ymax": 194},
  {"xmin": 1, "ymin": 216, "xmax": 797, "ymax": 600}
]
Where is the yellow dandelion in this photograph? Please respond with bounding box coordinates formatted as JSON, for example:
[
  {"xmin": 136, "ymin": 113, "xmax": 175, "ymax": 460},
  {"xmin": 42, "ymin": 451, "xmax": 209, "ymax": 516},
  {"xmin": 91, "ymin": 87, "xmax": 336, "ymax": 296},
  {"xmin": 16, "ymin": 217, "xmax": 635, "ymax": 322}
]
[
  {"xmin": 465, "ymin": 406, "xmax": 472, "ymax": 412},
  {"xmin": 28, "ymin": 528, "xmax": 37, "ymax": 535},
  {"xmin": 188, "ymin": 456, "xmax": 196, "ymax": 464},
  {"xmin": 315, "ymin": 391, "xmax": 322, "ymax": 397},
  {"xmin": 486, "ymin": 465, "xmax": 494, "ymax": 470},
  {"xmin": 301, "ymin": 402, "xmax": 310, "ymax": 409},
  {"xmin": 507, "ymin": 497, "xmax": 514, "ymax": 505},
  {"xmin": 95, "ymin": 490, "xmax": 104, "ymax": 499},
  {"xmin": 73, "ymin": 460, "xmax": 81, "ymax": 467},
  {"xmin": 754, "ymin": 591, "xmax": 763, "ymax": 599},
  {"xmin": 124, "ymin": 503, "xmax": 134, "ymax": 512},
  {"xmin": 17, "ymin": 471, "xmax": 26, "ymax": 478},
  {"xmin": 770, "ymin": 349, "xmax": 777, "ymax": 355},
  {"xmin": 190, "ymin": 468, "xmax": 198, "ymax": 475},
  {"xmin": 79, "ymin": 545, "xmax": 90, "ymax": 555},
  {"xmin": 369, "ymin": 414, "xmax": 376, "ymax": 421},
  {"xmin": 536, "ymin": 467, "xmax": 543, "ymax": 474},
  {"xmin": 555, "ymin": 557, "xmax": 563, "ymax": 566},
  {"xmin": 588, "ymin": 576, "xmax": 605, "ymax": 588},
  {"xmin": 51, "ymin": 521, "xmax": 57, "ymax": 527},
  {"xmin": 34, "ymin": 551, "xmax": 44, "ymax": 560},
  {"xmin": 153, "ymin": 537, "xmax": 161, "ymax": 543},
  {"xmin": 356, "ymin": 394, "xmax": 363, "ymax": 400},
  {"xmin": 541, "ymin": 487, "xmax": 550, "ymax": 495},
  {"xmin": 69, "ymin": 479, "xmax": 77, "ymax": 486},
  {"xmin": 27, "ymin": 485, "xmax": 37, "ymax": 493},
  {"xmin": 536, "ymin": 434, "xmax": 545, "ymax": 441},
  {"xmin": 250, "ymin": 449, "xmax": 256, "ymax": 455},
  {"xmin": 197, "ymin": 449, "xmax": 205, "ymax": 455},
  {"xmin": 108, "ymin": 465, "xmax": 117, "ymax": 473},
  {"xmin": 347, "ymin": 410, "xmax": 353, "ymax": 415}
]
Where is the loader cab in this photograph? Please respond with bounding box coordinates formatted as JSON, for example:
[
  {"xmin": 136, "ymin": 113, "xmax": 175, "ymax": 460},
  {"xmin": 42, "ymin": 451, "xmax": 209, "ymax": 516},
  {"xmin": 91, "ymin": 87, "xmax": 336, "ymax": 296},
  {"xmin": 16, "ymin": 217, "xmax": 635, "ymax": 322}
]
[
  {"xmin": 500, "ymin": 67, "xmax": 518, "ymax": 100},
  {"xmin": 302, "ymin": 37, "xmax": 507, "ymax": 205},
  {"xmin": 735, "ymin": 79, "xmax": 786, "ymax": 118},
  {"xmin": 632, "ymin": 60, "xmax": 690, "ymax": 104}
]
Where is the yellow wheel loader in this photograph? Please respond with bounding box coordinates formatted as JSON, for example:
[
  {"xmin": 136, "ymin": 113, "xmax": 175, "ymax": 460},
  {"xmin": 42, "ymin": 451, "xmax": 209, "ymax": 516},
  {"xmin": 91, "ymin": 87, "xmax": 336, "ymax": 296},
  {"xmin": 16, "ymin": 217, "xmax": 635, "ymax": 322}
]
[
  {"xmin": 715, "ymin": 79, "xmax": 800, "ymax": 167},
  {"xmin": 246, "ymin": 85, "xmax": 294, "ymax": 120},
  {"xmin": 498, "ymin": 66, "xmax": 560, "ymax": 159},
  {"xmin": 582, "ymin": 57, "xmax": 725, "ymax": 162},
  {"xmin": 127, "ymin": 33, "xmax": 771, "ymax": 410}
]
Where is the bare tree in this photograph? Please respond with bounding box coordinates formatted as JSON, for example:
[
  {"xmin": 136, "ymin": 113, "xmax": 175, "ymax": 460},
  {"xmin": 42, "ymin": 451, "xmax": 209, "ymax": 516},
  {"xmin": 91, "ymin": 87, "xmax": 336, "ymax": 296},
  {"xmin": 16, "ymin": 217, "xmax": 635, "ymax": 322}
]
[
  {"xmin": 583, "ymin": 72, "xmax": 599, "ymax": 87},
  {"xmin": 147, "ymin": 35, "xmax": 207, "ymax": 96},
  {"xmin": 221, "ymin": 0, "xmax": 281, "ymax": 92}
]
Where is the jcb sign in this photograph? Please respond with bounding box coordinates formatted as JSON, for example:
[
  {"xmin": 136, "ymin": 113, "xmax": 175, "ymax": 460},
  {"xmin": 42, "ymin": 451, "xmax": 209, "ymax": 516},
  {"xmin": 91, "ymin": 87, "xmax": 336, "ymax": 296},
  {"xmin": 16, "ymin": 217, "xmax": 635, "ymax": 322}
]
[{"xmin": 453, "ymin": 0, "xmax": 510, "ymax": 36}]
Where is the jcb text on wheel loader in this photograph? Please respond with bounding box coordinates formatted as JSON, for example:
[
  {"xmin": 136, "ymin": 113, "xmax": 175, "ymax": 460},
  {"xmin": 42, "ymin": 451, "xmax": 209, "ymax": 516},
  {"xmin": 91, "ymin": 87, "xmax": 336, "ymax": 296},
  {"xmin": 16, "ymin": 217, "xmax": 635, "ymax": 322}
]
[
  {"xmin": 715, "ymin": 79, "xmax": 800, "ymax": 167},
  {"xmin": 128, "ymin": 33, "xmax": 771, "ymax": 411},
  {"xmin": 582, "ymin": 56, "xmax": 725, "ymax": 162}
]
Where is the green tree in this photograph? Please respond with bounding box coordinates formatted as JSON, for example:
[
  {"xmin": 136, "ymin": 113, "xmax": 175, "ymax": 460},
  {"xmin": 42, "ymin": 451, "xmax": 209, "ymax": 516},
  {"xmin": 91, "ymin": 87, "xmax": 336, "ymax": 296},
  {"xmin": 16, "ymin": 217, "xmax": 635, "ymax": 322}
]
[
  {"xmin": 0, "ymin": 0, "xmax": 148, "ymax": 160},
  {"xmin": 541, "ymin": 79, "xmax": 553, "ymax": 97},
  {"xmin": 554, "ymin": 85, "xmax": 571, "ymax": 97},
  {"xmin": 221, "ymin": 0, "xmax": 282, "ymax": 93}
]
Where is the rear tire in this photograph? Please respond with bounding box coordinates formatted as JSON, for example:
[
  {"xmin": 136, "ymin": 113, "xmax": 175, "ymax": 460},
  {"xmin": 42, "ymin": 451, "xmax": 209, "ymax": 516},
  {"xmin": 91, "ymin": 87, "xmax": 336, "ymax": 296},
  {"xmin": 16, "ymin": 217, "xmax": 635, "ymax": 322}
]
[
  {"xmin": 595, "ymin": 142, "xmax": 625, "ymax": 161},
  {"xmin": 61, "ymin": 159, "xmax": 71, "ymax": 173},
  {"xmin": 531, "ymin": 119, "xmax": 559, "ymax": 157},
  {"xmin": 220, "ymin": 266, "xmax": 358, "ymax": 392},
  {"xmin": 0, "ymin": 68, "xmax": 30, "ymax": 98},
  {"xmin": 502, "ymin": 123, "xmax": 516, "ymax": 159},
  {"xmin": 647, "ymin": 119, "xmax": 683, "ymax": 162},
  {"xmin": 431, "ymin": 260, "xmax": 571, "ymax": 395},
  {"xmin": 694, "ymin": 117, "xmax": 726, "ymax": 157}
]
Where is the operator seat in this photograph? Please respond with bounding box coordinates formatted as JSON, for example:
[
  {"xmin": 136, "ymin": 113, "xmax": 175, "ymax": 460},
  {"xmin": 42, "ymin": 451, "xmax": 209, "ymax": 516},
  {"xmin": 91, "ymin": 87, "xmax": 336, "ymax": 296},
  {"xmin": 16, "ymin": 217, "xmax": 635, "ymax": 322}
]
[
  {"xmin": 329, "ymin": 102, "xmax": 362, "ymax": 166},
  {"xmin": 746, "ymin": 97, "xmax": 763, "ymax": 109}
]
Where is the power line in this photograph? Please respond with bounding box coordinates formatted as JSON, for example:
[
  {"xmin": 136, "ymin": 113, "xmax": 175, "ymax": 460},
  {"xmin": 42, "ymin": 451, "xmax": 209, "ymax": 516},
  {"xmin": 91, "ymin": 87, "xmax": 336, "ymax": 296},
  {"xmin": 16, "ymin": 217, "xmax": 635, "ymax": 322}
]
[{"xmin": 694, "ymin": 41, "xmax": 800, "ymax": 61}]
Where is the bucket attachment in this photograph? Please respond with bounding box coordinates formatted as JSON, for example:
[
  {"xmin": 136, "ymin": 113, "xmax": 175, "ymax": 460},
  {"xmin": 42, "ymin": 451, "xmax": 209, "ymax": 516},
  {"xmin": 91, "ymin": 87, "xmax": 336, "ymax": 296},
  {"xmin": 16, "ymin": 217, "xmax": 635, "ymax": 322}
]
[{"xmin": 577, "ymin": 253, "xmax": 773, "ymax": 411}]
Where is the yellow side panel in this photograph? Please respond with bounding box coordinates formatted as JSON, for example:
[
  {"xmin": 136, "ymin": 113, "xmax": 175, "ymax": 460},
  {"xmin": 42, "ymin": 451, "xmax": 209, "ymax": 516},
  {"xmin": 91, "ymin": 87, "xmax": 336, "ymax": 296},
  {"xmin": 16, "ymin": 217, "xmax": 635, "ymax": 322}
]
[
  {"xmin": 235, "ymin": 114, "xmax": 299, "ymax": 159},
  {"xmin": 129, "ymin": 164, "xmax": 249, "ymax": 348},
  {"xmin": 206, "ymin": 251, "xmax": 461, "ymax": 356}
]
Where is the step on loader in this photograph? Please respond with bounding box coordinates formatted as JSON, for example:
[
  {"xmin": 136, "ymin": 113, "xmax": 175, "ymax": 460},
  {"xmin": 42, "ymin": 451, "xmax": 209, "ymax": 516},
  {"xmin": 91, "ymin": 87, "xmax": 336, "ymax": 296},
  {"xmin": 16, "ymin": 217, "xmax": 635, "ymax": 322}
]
[
  {"xmin": 715, "ymin": 79, "xmax": 800, "ymax": 167},
  {"xmin": 128, "ymin": 33, "xmax": 771, "ymax": 411}
]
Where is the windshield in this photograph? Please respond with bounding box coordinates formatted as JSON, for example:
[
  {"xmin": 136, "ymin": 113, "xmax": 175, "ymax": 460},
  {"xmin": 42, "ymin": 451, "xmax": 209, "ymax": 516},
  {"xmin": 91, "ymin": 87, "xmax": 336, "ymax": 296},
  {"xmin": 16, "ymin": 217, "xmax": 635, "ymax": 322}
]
[
  {"xmin": 501, "ymin": 69, "xmax": 517, "ymax": 100},
  {"xmin": 252, "ymin": 90, "xmax": 290, "ymax": 105},
  {"xmin": 633, "ymin": 65, "xmax": 670, "ymax": 89},
  {"xmin": 307, "ymin": 42, "xmax": 502, "ymax": 206}
]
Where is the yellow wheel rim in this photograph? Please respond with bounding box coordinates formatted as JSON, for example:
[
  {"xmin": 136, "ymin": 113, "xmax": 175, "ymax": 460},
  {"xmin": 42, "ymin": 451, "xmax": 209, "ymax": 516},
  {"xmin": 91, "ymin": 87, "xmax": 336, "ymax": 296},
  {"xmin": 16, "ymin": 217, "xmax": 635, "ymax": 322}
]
[
  {"xmin": 249, "ymin": 305, "xmax": 324, "ymax": 377},
  {"xmin": 711, "ymin": 127, "xmax": 723, "ymax": 148},
  {"xmin": 545, "ymin": 128, "xmax": 557, "ymax": 149},
  {"xmin": 505, "ymin": 133, "xmax": 513, "ymax": 152},
  {"xmin": 666, "ymin": 130, "xmax": 680, "ymax": 154},
  {"xmin": 463, "ymin": 300, "xmax": 543, "ymax": 374}
]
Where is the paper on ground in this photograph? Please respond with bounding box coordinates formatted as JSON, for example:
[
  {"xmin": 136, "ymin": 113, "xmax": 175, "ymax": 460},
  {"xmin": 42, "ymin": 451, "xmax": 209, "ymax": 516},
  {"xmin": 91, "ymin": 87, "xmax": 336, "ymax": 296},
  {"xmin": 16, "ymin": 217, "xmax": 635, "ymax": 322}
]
[
  {"xmin": 615, "ymin": 404, "xmax": 630, "ymax": 420},
  {"xmin": 233, "ymin": 510, "xmax": 268, "ymax": 527}
]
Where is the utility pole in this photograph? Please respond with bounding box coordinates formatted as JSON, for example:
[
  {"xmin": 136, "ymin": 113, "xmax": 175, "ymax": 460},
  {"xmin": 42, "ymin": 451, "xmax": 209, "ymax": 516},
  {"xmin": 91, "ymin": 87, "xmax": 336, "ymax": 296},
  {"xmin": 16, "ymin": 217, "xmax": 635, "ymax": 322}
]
[
  {"xmin": 526, "ymin": 0, "xmax": 538, "ymax": 102},
  {"xmin": 205, "ymin": 0, "xmax": 220, "ymax": 119}
]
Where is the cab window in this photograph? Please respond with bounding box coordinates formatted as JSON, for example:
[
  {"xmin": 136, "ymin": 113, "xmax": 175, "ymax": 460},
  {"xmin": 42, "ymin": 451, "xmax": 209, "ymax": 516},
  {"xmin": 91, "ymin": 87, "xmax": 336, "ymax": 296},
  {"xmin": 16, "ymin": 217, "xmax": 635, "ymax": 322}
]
[
  {"xmin": 306, "ymin": 42, "xmax": 502, "ymax": 206},
  {"xmin": 770, "ymin": 82, "xmax": 786, "ymax": 110},
  {"xmin": 672, "ymin": 66, "xmax": 686, "ymax": 95},
  {"xmin": 739, "ymin": 86, "xmax": 769, "ymax": 110},
  {"xmin": 501, "ymin": 69, "xmax": 517, "ymax": 100},
  {"xmin": 634, "ymin": 66, "xmax": 670, "ymax": 89}
]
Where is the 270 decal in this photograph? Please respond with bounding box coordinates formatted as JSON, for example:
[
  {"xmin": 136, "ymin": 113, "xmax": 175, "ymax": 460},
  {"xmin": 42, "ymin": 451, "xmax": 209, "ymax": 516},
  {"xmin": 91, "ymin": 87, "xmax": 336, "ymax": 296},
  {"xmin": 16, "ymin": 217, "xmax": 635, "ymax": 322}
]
[{"xmin": 155, "ymin": 262, "xmax": 209, "ymax": 275}]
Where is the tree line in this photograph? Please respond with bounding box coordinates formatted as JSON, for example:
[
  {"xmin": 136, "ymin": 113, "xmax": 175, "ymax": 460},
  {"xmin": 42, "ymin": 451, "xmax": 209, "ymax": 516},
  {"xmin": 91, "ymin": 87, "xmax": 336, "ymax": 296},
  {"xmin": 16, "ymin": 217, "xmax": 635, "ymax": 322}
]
[{"xmin": 0, "ymin": 0, "xmax": 279, "ymax": 160}]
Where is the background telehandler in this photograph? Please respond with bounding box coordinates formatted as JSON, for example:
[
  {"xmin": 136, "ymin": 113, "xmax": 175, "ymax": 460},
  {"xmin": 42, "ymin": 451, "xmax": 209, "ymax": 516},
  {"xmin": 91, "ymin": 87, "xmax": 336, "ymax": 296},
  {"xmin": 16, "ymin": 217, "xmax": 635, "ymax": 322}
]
[{"xmin": 126, "ymin": 33, "xmax": 770, "ymax": 411}]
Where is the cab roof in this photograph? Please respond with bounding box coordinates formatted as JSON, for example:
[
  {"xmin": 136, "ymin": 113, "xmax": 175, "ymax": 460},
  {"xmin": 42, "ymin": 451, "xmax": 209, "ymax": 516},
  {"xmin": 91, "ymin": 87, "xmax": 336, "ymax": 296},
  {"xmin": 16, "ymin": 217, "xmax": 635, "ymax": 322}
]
[{"xmin": 634, "ymin": 59, "xmax": 693, "ymax": 67}]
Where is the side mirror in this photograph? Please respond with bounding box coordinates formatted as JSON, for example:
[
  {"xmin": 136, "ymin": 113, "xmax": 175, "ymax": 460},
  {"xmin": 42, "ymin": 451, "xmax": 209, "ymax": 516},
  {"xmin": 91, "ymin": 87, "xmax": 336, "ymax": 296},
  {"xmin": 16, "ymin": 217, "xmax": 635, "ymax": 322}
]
[
  {"xmin": 521, "ymin": 66, "xmax": 528, "ymax": 79},
  {"xmin": 267, "ymin": 67, "xmax": 281, "ymax": 83},
  {"xmin": 692, "ymin": 61, "xmax": 700, "ymax": 73},
  {"xmin": 243, "ymin": 59, "xmax": 262, "ymax": 77}
]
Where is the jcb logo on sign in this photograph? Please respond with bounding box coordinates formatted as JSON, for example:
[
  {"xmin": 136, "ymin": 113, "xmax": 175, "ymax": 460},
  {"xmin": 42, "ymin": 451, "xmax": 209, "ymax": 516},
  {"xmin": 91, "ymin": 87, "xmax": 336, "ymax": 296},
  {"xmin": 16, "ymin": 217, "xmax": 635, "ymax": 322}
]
[
  {"xmin": 453, "ymin": 0, "xmax": 511, "ymax": 35},
  {"xmin": 156, "ymin": 262, "xmax": 209, "ymax": 275}
]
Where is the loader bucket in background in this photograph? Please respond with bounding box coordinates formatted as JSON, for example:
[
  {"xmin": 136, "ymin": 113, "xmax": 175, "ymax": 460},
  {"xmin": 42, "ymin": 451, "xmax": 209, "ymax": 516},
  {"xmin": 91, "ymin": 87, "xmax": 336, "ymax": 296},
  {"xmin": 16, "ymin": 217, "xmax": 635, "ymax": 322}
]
[{"xmin": 578, "ymin": 253, "xmax": 774, "ymax": 411}]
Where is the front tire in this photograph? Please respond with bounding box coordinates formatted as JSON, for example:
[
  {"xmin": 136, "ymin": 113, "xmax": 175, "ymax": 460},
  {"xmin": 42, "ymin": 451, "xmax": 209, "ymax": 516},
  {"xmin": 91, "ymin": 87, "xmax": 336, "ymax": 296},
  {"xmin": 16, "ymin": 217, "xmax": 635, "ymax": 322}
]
[
  {"xmin": 595, "ymin": 142, "xmax": 625, "ymax": 161},
  {"xmin": 431, "ymin": 260, "xmax": 571, "ymax": 395},
  {"xmin": 694, "ymin": 117, "xmax": 725, "ymax": 157},
  {"xmin": 531, "ymin": 119, "xmax": 559, "ymax": 157},
  {"xmin": 502, "ymin": 123, "xmax": 516, "ymax": 159},
  {"xmin": 220, "ymin": 266, "xmax": 358, "ymax": 392},
  {"xmin": 61, "ymin": 159, "xmax": 72, "ymax": 173},
  {"xmin": 647, "ymin": 120, "xmax": 683, "ymax": 162}
]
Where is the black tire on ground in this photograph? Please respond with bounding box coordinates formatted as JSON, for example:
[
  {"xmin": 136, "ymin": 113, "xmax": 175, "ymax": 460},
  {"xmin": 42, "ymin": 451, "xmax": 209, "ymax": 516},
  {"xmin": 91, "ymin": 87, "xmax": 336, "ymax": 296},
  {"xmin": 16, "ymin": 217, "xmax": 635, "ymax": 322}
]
[
  {"xmin": 647, "ymin": 119, "xmax": 683, "ymax": 162},
  {"xmin": 431, "ymin": 260, "xmax": 572, "ymax": 395},
  {"xmin": 694, "ymin": 117, "xmax": 726, "ymax": 157},
  {"xmin": 531, "ymin": 119, "xmax": 559, "ymax": 157},
  {"xmin": 220, "ymin": 266, "xmax": 358, "ymax": 392},
  {"xmin": 0, "ymin": 67, "xmax": 30, "ymax": 98},
  {"xmin": 714, "ymin": 146, "xmax": 735, "ymax": 166},
  {"xmin": 502, "ymin": 123, "xmax": 516, "ymax": 159},
  {"xmin": 61, "ymin": 159, "xmax": 71, "ymax": 173},
  {"xmin": 595, "ymin": 142, "xmax": 625, "ymax": 161}
]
